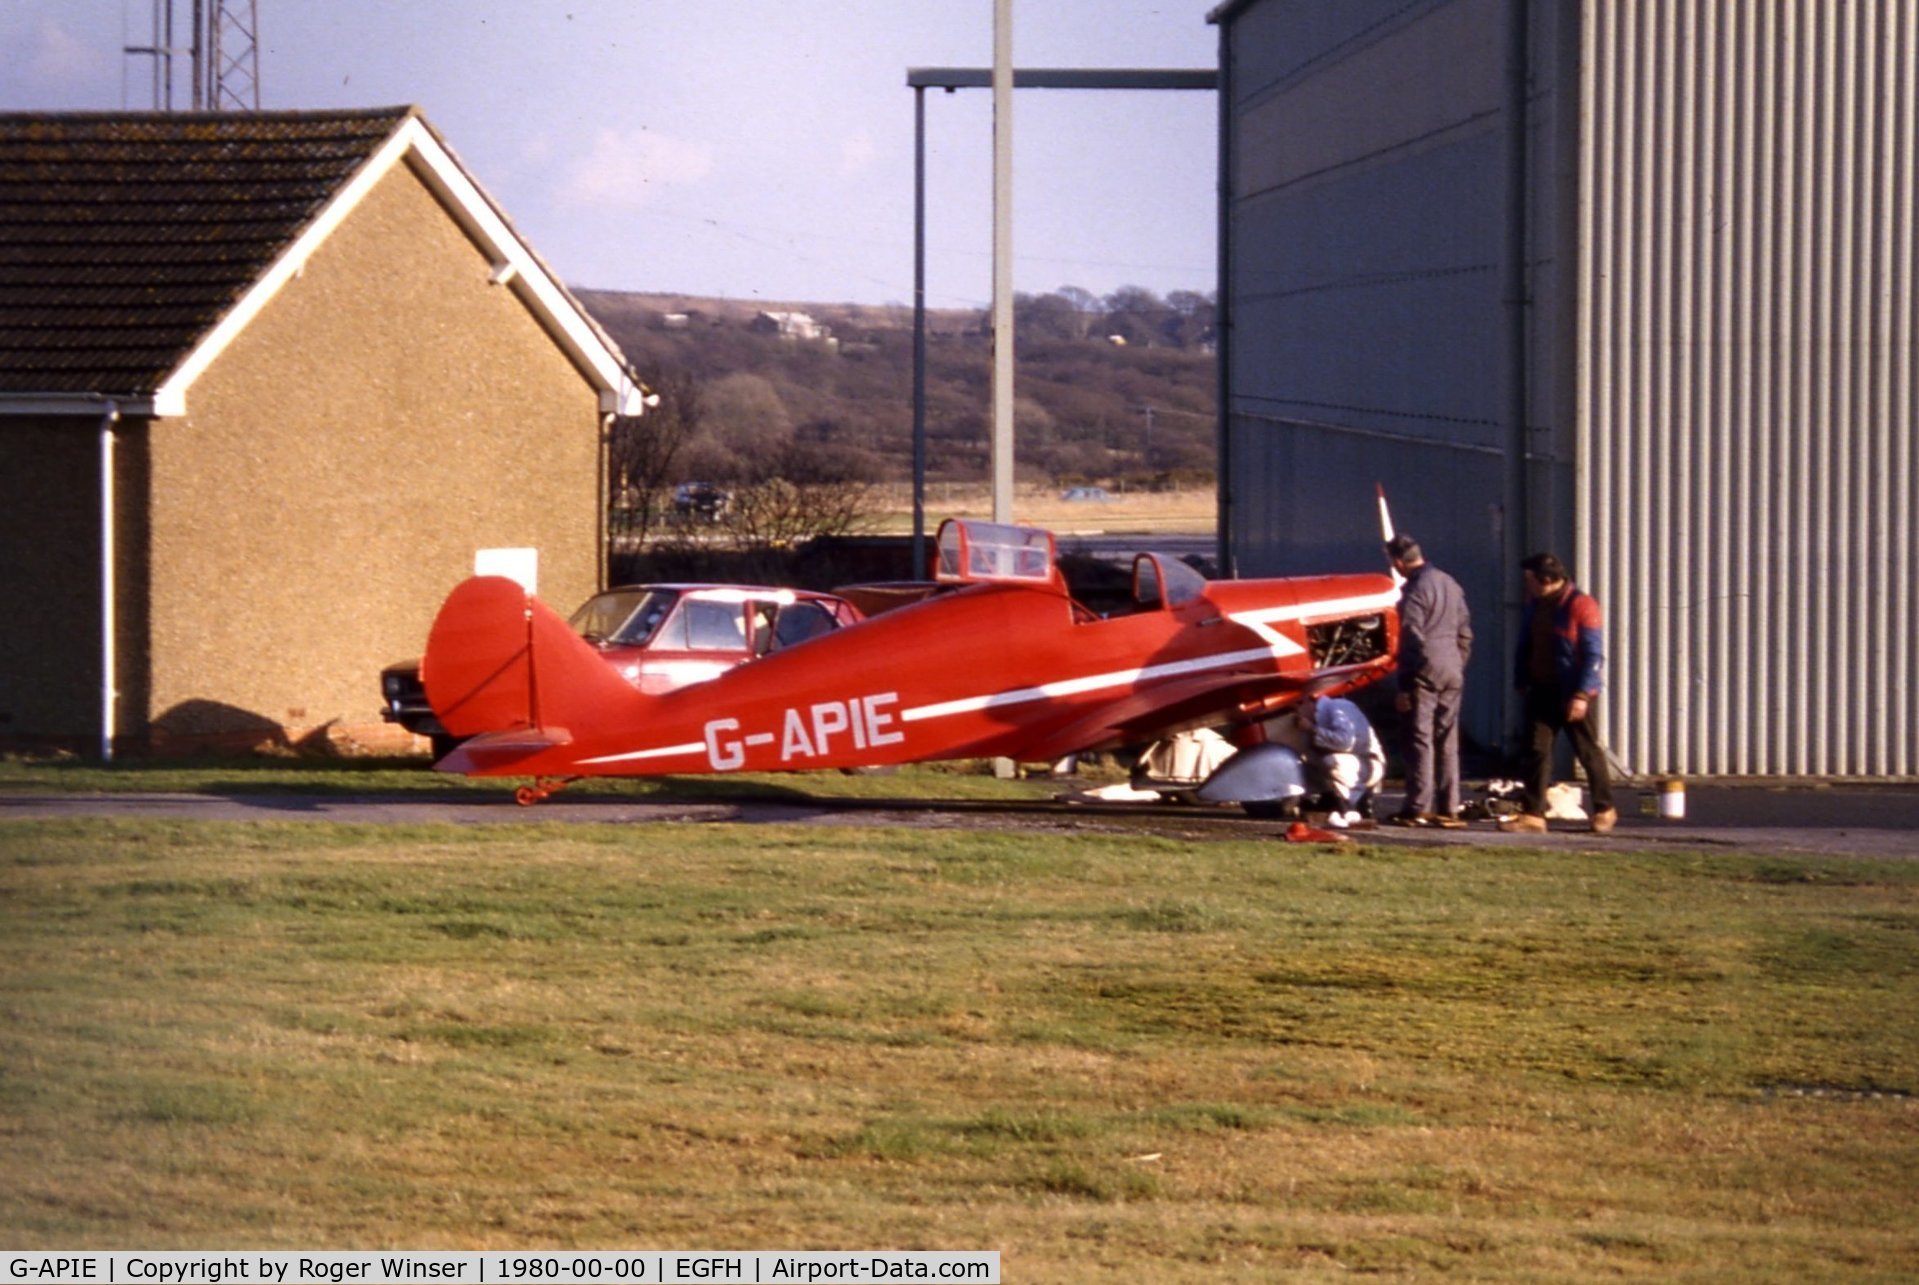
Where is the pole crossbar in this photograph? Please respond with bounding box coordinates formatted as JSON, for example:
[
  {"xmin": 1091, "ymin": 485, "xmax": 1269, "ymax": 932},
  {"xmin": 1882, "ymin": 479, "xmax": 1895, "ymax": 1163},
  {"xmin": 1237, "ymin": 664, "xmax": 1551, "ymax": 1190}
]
[{"xmin": 907, "ymin": 68, "xmax": 1217, "ymax": 91}]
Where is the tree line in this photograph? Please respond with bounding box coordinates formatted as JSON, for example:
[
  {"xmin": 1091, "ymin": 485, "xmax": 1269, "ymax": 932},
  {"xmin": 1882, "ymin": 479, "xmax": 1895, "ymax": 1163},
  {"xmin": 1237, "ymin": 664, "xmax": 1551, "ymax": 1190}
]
[{"xmin": 583, "ymin": 284, "xmax": 1218, "ymax": 548}]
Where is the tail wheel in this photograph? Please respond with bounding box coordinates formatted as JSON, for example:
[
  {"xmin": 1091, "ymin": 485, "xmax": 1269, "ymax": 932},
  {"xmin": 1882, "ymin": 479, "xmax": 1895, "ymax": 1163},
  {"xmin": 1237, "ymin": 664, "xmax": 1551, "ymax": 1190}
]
[{"xmin": 513, "ymin": 776, "xmax": 580, "ymax": 807}]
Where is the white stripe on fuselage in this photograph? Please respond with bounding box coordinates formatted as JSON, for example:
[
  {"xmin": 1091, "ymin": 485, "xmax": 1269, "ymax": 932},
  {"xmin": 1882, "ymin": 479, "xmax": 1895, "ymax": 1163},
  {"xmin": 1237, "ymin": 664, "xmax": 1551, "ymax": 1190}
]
[
  {"xmin": 580, "ymin": 741, "xmax": 704, "ymax": 765},
  {"xmin": 1226, "ymin": 588, "xmax": 1398, "ymax": 651},
  {"xmin": 900, "ymin": 643, "xmax": 1281, "ymax": 723}
]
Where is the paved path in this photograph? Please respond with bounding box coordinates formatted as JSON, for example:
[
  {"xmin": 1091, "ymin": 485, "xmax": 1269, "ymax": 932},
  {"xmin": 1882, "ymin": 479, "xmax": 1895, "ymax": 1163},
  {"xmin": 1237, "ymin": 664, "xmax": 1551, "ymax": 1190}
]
[{"xmin": 3, "ymin": 781, "xmax": 1915, "ymax": 859}]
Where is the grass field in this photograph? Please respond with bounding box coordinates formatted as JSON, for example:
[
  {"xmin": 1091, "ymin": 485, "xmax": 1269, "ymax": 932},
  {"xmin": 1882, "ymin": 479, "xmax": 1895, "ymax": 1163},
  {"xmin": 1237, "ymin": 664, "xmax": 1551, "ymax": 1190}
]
[
  {"xmin": 872, "ymin": 484, "xmax": 1217, "ymax": 536},
  {"xmin": 2, "ymin": 790, "xmax": 1917, "ymax": 1277}
]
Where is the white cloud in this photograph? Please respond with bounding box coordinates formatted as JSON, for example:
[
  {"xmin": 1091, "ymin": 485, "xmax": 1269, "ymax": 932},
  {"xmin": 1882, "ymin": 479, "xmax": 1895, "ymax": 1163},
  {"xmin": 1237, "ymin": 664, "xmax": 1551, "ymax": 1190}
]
[{"xmin": 560, "ymin": 127, "xmax": 715, "ymax": 209}]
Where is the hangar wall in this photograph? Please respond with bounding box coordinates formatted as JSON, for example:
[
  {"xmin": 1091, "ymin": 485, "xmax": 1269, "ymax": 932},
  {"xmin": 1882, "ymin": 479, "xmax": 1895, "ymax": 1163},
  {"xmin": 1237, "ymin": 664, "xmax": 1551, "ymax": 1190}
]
[
  {"xmin": 1577, "ymin": 0, "xmax": 1916, "ymax": 776},
  {"xmin": 1218, "ymin": 0, "xmax": 1915, "ymax": 777},
  {"xmin": 1215, "ymin": 0, "xmax": 1573, "ymax": 755}
]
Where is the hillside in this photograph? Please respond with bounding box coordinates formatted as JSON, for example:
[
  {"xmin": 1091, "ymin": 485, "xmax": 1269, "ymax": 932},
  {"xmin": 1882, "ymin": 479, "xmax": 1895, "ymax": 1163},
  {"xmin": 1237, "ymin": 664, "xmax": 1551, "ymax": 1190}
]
[{"xmin": 576, "ymin": 288, "xmax": 1218, "ymax": 490}]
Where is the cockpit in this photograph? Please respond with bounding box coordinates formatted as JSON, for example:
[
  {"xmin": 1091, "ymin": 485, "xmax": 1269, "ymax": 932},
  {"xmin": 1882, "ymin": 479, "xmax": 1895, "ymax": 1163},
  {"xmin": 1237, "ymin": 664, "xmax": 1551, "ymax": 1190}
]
[
  {"xmin": 932, "ymin": 518, "xmax": 1211, "ymax": 620},
  {"xmin": 935, "ymin": 519, "xmax": 1061, "ymax": 587}
]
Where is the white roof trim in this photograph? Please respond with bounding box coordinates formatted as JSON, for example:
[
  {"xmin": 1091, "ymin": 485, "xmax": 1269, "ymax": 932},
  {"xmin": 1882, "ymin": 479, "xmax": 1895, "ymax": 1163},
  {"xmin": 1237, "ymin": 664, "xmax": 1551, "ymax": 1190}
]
[
  {"xmin": 0, "ymin": 394, "xmax": 156, "ymax": 417},
  {"xmin": 152, "ymin": 115, "xmax": 644, "ymax": 418}
]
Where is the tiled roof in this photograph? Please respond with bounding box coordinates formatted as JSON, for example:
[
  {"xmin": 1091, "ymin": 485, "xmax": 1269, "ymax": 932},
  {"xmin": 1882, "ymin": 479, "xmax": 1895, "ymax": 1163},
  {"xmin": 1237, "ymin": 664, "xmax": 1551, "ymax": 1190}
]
[{"xmin": 0, "ymin": 108, "xmax": 415, "ymax": 396}]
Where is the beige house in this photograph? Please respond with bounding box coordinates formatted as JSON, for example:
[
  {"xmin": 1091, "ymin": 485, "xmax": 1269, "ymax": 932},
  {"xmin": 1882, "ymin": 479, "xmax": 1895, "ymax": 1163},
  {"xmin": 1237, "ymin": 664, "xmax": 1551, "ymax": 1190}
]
[{"xmin": 0, "ymin": 108, "xmax": 645, "ymax": 756}]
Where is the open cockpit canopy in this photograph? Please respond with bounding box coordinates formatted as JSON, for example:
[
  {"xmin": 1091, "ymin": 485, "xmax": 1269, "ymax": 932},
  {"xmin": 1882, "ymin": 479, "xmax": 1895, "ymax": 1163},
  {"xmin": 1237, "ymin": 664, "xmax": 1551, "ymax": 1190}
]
[
  {"xmin": 1132, "ymin": 552, "xmax": 1208, "ymax": 609},
  {"xmin": 935, "ymin": 519, "xmax": 1061, "ymax": 588}
]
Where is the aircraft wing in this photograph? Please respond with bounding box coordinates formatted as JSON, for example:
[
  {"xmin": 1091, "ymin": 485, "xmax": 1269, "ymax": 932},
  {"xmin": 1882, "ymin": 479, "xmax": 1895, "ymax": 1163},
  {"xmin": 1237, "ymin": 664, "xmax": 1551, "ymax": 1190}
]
[{"xmin": 1009, "ymin": 656, "xmax": 1389, "ymax": 765}]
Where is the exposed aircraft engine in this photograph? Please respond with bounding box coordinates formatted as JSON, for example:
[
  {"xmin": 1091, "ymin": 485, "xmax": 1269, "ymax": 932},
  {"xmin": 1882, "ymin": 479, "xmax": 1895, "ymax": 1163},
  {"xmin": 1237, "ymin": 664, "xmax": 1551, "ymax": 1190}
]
[{"xmin": 1308, "ymin": 614, "xmax": 1391, "ymax": 668}]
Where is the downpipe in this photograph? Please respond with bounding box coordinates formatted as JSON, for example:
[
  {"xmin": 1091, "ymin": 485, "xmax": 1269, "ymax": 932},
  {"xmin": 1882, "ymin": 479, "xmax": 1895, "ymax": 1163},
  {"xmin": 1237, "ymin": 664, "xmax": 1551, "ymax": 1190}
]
[{"xmin": 99, "ymin": 400, "xmax": 119, "ymax": 762}]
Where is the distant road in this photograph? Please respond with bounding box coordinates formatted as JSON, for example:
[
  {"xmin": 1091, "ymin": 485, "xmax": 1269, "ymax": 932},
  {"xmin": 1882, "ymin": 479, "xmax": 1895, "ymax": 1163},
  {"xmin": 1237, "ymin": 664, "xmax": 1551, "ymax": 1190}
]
[{"xmin": 1053, "ymin": 530, "xmax": 1218, "ymax": 569}]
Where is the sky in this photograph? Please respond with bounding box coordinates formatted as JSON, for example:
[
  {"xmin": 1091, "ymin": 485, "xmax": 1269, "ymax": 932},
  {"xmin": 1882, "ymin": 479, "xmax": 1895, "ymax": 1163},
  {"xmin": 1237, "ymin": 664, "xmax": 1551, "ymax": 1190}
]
[{"xmin": 2, "ymin": 1, "xmax": 1221, "ymax": 309}]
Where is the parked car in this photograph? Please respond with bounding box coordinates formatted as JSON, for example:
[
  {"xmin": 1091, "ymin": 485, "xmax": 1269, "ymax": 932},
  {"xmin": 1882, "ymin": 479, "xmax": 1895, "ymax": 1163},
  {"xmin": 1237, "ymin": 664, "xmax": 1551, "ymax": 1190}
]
[
  {"xmin": 672, "ymin": 481, "xmax": 732, "ymax": 522},
  {"xmin": 1059, "ymin": 486, "xmax": 1113, "ymax": 503},
  {"xmin": 381, "ymin": 582, "xmax": 864, "ymax": 757}
]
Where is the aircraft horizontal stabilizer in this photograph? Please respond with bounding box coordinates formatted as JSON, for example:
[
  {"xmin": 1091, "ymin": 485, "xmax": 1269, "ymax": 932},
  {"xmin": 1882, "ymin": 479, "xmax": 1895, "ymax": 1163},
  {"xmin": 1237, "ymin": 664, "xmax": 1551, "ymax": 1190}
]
[{"xmin": 434, "ymin": 726, "xmax": 574, "ymax": 776}]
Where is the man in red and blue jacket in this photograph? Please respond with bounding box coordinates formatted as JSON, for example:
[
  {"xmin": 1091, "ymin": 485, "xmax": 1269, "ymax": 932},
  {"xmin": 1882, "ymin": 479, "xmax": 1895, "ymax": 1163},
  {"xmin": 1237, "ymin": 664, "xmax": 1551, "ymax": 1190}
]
[{"xmin": 1499, "ymin": 552, "xmax": 1617, "ymax": 834}]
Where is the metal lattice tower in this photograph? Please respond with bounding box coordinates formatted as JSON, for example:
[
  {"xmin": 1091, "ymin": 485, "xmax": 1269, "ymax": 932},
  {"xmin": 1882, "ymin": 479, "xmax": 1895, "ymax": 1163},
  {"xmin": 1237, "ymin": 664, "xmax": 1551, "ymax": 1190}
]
[
  {"xmin": 204, "ymin": 0, "xmax": 261, "ymax": 111},
  {"xmin": 124, "ymin": 0, "xmax": 261, "ymax": 111}
]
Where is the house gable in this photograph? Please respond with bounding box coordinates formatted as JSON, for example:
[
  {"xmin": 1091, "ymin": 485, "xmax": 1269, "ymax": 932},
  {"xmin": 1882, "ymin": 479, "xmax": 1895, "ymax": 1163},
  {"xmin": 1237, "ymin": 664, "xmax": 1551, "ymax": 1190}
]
[
  {"xmin": 141, "ymin": 158, "xmax": 606, "ymax": 742},
  {"xmin": 0, "ymin": 108, "xmax": 633, "ymax": 752},
  {"xmin": 0, "ymin": 109, "xmax": 643, "ymax": 418},
  {"xmin": 153, "ymin": 115, "xmax": 645, "ymax": 418}
]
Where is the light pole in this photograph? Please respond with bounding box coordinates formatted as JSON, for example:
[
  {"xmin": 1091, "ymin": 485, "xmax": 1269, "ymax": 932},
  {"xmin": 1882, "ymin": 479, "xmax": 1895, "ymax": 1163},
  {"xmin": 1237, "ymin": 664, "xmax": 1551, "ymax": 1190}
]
[{"xmin": 904, "ymin": 67, "xmax": 1215, "ymax": 568}]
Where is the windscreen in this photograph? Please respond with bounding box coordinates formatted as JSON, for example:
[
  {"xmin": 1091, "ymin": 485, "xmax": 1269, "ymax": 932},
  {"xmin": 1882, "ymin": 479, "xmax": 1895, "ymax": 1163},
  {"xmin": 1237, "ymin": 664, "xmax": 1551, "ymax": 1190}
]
[
  {"xmin": 936, "ymin": 520, "xmax": 1055, "ymax": 583},
  {"xmin": 568, "ymin": 589, "xmax": 679, "ymax": 645},
  {"xmin": 1134, "ymin": 553, "xmax": 1208, "ymax": 608}
]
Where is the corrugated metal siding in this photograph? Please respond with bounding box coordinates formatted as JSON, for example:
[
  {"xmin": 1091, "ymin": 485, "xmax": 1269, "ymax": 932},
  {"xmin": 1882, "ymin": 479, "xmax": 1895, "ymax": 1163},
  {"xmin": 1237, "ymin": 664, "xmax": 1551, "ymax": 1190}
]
[{"xmin": 1578, "ymin": 0, "xmax": 1917, "ymax": 777}]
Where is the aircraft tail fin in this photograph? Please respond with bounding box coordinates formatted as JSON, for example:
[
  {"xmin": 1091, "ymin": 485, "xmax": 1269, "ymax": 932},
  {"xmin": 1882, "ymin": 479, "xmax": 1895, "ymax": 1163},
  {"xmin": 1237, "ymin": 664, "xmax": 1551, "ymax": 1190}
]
[
  {"xmin": 1376, "ymin": 485, "xmax": 1405, "ymax": 589},
  {"xmin": 421, "ymin": 576, "xmax": 641, "ymax": 745}
]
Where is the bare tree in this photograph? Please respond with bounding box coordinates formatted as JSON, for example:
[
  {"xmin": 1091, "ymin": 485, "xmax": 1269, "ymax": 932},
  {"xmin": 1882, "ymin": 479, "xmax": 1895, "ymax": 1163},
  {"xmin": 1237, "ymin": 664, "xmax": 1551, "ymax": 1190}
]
[
  {"xmin": 1015, "ymin": 291, "xmax": 1085, "ymax": 342},
  {"xmin": 1163, "ymin": 290, "xmax": 1217, "ymax": 348},
  {"xmin": 608, "ymin": 369, "xmax": 703, "ymax": 545},
  {"xmin": 723, "ymin": 439, "xmax": 881, "ymax": 549},
  {"xmin": 1100, "ymin": 285, "xmax": 1167, "ymax": 347},
  {"xmin": 1056, "ymin": 284, "xmax": 1101, "ymax": 325}
]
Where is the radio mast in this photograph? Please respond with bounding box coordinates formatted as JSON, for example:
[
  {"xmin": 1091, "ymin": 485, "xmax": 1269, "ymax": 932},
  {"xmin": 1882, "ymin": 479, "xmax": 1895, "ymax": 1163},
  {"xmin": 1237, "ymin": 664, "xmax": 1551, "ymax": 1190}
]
[
  {"xmin": 125, "ymin": 0, "xmax": 261, "ymax": 111},
  {"xmin": 204, "ymin": 0, "xmax": 262, "ymax": 110}
]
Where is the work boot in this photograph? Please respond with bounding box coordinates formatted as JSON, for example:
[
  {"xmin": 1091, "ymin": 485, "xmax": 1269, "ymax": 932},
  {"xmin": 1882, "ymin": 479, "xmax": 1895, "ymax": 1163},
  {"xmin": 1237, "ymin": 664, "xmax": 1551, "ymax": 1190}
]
[
  {"xmin": 1498, "ymin": 813, "xmax": 1549, "ymax": 834},
  {"xmin": 1430, "ymin": 813, "xmax": 1469, "ymax": 830},
  {"xmin": 1589, "ymin": 807, "xmax": 1618, "ymax": 835}
]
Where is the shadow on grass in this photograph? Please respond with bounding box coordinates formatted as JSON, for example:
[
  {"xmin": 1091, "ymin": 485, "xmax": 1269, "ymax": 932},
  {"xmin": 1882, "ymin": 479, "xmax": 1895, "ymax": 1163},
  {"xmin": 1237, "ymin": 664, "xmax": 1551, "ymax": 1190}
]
[{"xmin": 1, "ymin": 751, "xmax": 1283, "ymax": 834}]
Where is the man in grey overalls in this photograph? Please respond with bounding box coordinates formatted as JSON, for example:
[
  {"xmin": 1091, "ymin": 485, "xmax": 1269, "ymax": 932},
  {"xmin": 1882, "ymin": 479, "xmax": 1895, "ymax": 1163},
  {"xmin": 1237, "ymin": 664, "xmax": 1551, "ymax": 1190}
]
[{"xmin": 1386, "ymin": 534, "xmax": 1472, "ymax": 827}]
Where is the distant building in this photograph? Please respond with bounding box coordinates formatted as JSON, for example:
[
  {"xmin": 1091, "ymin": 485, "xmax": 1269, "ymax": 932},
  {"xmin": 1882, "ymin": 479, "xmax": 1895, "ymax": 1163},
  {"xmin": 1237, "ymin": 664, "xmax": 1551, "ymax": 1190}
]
[
  {"xmin": 750, "ymin": 310, "xmax": 832, "ymax": 343},
  {"xmin": 1213, "ymin": 0, "xmax": 1916, "ymax": 777},
  {"xmin": 0, "ymin": 108, "xmax": 645, "ymax": 756}
]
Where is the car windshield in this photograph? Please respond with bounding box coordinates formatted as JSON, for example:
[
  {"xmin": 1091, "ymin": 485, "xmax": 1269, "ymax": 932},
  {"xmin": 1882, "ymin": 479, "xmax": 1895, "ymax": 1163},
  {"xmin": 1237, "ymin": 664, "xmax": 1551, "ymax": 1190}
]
[{"xmin": 568, "ymin": 588, "xmax": 679, "ymax": 646}]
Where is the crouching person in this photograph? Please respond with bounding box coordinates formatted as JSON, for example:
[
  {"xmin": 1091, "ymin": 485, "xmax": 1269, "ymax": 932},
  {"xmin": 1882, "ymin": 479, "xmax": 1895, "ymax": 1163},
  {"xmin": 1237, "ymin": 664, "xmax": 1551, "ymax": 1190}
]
[{"xmin": 1298, "ymin": 693, "xmax": 1385, "ymax": 828}]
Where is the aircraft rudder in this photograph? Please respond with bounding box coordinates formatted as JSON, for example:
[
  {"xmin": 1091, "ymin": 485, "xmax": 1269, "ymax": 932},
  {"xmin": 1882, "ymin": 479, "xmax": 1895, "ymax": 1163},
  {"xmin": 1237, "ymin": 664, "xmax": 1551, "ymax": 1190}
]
[
  {"xmin": 422, "ymin": 576, "xmax": 537, "ymax": 738},
  {"xmin": 524, "ymin": 589, "xmax": 650, "ymax": 731}
]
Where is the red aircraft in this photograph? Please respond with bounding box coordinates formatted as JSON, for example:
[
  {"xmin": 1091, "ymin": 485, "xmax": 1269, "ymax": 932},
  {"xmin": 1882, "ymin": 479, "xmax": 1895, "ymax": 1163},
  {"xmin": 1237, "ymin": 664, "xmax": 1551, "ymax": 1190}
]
[{"xmin": 423, "ymin": 518, "xmax": 1401, "ymax": 808}]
